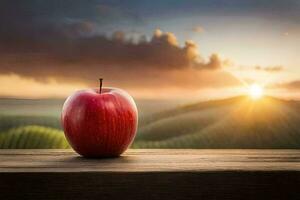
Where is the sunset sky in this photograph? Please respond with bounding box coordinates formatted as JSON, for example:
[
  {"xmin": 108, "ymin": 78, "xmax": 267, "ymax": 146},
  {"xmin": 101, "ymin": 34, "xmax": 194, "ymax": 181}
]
[{"xmin": 0, "ymin": 0, "xmax": 299, "ymax": 100}]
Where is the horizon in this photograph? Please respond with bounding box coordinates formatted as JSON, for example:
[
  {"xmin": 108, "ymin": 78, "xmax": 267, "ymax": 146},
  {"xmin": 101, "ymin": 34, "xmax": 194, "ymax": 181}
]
[{"xmin": 1, "ymin": 94, "xmax": 300, "ymax": 104}]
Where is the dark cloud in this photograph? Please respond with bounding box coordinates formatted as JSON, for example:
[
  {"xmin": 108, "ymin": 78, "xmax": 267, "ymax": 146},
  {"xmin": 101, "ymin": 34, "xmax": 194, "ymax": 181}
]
[
  {"xmin": 0, "ymin": 0, "xmax": 240, "ymax": 90},
  {"xmin": 0, "ymin": 1, "xmax": 143, "ymax": 43},
  {"xmin": 0, "ymin": 25, "xmax": 232, "ymax": 86},
  {"xmin": 254, "ymin": 65, "xmax": 284, "ymax": 72},
  {"xmin": 60, "ymin": 21, "xmax": 96, "ymax": 37}
]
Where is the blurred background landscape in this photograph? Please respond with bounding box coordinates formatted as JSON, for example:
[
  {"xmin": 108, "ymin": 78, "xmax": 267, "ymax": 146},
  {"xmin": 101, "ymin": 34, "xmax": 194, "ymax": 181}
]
[
  {"xmin": 1, "ymin": 0, "xmax": 300, "ymax": 149},
  {"xmin": 1, "ymin": 95, "xmax": 300, "ymax": 149}
]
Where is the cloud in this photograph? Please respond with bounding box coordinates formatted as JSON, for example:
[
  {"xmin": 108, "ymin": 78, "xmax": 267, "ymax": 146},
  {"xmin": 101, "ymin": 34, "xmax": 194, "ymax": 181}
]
[
  {"xmin": 254, "ymin": 65, "xmax": 284, "ymax": 72},
  {"xmin": 60, "ymin": 20, "xmax": 96, "ymax": 37},
  {"xmin": 0, "ymin": 26, "xmax": 236, "ymax": 88},
  {"xmin": 195, "ymin": 53, "xmax": 228, "ymax": 70},
  {"xmin": 271, "ymin": 80, "xmax": 300, "ymax": 90},
  {"xmin": 192, "ymin": 26, "xmax": 204, "ymax": 33},
  {"xmin": 0, "ymin": 1, "xmax": 240, "ymax": 93}
]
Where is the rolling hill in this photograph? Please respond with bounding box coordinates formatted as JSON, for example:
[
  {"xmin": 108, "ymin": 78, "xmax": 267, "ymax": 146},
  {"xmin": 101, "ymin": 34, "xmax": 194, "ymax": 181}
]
[
  {"xmin": 133, "ymin": 96, "xmax": 300, "ymax": 148},
  {"xmin": 0, "ymin": 126, "xmax": 69, "ymax": 149}
]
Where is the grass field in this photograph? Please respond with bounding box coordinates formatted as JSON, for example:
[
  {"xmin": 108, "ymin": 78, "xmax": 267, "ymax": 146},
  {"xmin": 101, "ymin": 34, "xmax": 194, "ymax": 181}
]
[
  {"xmin": 0, "ymin": 126, "xmax": 69, "ymax": 149},
  {"xmin": 1, "ymin": 96, "xmax": 300, "ymax": 149}
]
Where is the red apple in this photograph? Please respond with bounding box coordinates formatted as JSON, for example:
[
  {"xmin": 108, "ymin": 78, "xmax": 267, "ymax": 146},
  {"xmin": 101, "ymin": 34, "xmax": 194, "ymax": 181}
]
[{"xmin": 61, "ymin": 80, "xmax": 138, "ymax": 157}]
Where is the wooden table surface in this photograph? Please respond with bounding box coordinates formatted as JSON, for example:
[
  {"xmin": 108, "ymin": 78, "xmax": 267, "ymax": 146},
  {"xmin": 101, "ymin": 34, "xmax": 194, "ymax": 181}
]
[
  {"xmin": 1, "ymin": 149, "xmax": 300, "ymax": 172},
  {"xmin": 1, "ymin": 149, "xmax": 300, "ymax": 200}
]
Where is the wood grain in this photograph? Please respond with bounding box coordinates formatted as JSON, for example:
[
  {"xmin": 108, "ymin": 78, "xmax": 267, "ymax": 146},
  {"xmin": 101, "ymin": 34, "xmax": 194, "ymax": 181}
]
[{"xmin": 1, "ymin": 149, "xmax": 300, "ymax": 200}]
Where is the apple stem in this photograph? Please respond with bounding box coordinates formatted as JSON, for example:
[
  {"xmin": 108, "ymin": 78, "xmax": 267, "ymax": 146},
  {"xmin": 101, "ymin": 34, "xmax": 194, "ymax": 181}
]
[{"xmin": 99, "ymin": 78, "xmax": 103, "ymax": 94}]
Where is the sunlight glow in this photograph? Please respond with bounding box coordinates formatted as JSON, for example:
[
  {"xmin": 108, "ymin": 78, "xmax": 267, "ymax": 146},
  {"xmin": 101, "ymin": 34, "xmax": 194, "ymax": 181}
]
[
  {"xmin": 248, "ymin": 84, "xmax": 264, "ymax": 99},
  {"xmin": 0, "ymin": 74, "xmax": 86, "ymax": 98}
]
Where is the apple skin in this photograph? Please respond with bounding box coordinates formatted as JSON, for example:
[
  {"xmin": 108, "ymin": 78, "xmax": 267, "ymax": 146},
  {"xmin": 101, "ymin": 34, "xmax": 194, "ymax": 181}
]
[{"xmin": 61, "ymin": 88, "xmax": 138, "ymax": 157}]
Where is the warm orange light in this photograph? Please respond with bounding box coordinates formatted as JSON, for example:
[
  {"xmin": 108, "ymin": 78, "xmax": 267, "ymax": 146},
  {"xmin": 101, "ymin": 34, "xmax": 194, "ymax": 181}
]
[{"xmin": 248, "ymin": 84, "xmax": 264, "ymax": 99}]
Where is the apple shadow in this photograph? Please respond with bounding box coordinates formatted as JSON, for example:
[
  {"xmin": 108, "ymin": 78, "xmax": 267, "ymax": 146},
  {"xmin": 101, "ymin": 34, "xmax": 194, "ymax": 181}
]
[{"xmin": 64, "ymin": 154, "xmax": 134, "ymax": 163}]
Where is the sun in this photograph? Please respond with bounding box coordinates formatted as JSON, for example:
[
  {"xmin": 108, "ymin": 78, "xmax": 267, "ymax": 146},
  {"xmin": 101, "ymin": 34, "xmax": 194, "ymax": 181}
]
[{"xmin": 248, "ymin": 84, "xmax": 264, "ymax": 99}]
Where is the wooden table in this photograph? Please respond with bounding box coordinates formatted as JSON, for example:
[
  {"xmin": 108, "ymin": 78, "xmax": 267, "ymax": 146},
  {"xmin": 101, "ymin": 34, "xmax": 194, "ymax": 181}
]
[{"xmin": 1, "ymin": 149, "xmax": 300, "ymax": 200}]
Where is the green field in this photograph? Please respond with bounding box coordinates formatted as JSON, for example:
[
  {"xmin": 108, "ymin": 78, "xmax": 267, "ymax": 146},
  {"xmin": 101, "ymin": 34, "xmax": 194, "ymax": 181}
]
[
  {"xmin": 1, "ymin": 96, "xmax": 300, "ymax": 149},
  {"xmin": 0, "ymin": 126, "xmax": 69, "ymax": 149}
]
